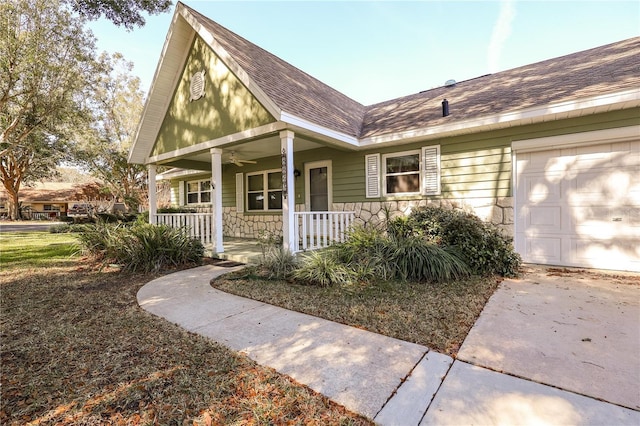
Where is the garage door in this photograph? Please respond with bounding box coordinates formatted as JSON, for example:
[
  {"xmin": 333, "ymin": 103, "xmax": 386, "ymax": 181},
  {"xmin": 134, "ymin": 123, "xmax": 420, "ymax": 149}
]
[{"xmin": 514, "ymin": 134, "xmax": 640, "ymax": 272}]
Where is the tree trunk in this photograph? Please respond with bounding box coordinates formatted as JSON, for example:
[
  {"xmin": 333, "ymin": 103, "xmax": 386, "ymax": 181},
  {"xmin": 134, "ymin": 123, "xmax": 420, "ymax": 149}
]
[{"xmin": 3, "ymin": 184, "xmax": 20, "ymax": 220}]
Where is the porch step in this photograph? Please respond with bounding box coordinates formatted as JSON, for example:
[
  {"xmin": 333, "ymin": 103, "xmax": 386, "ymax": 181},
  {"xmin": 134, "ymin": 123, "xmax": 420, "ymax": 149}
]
[{"xmin": 212, "ymin": 251, "xmax": 263, "ymax": 265}]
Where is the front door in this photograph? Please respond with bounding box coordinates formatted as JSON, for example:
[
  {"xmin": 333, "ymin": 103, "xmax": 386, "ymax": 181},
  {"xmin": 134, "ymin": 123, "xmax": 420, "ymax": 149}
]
[{"xmin": 305, "ymin": 160, "xmax": 332, "ymax": 211}]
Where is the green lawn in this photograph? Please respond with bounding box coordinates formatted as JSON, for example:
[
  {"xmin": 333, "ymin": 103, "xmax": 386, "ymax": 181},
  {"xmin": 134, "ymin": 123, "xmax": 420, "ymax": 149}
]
[{"xmin": 0, "ymin": 232, "xmax": 79, "ymax": 269}]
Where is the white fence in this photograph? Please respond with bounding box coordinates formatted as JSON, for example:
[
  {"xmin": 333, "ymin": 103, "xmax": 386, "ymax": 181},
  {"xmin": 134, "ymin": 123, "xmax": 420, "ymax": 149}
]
[
  {"xmin": 154, "ymin": 213, "xmax": 213, "ymax": 246},
  {"xmin": 294, "ymin": 211, "xmax": 355, "ymax": 252}
]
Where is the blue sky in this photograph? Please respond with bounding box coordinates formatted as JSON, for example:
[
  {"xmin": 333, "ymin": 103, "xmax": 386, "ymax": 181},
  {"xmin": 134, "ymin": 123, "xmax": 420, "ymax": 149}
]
[{"xmin": 87, "ymin": 0, "xmax": 640, "ymax": 105}]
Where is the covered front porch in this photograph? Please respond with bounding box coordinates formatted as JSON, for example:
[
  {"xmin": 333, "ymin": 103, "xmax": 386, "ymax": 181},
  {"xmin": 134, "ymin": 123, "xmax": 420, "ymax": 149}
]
[{"xmin": 146, "ymin": 129, "xmax": 356, "ymax": 261}]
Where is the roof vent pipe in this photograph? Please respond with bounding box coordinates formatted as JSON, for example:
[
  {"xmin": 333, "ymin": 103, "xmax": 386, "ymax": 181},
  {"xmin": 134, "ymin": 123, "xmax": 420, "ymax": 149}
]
[{"xmin": 442, "ymin": 99, "xmax": 450, "ymax": 117}]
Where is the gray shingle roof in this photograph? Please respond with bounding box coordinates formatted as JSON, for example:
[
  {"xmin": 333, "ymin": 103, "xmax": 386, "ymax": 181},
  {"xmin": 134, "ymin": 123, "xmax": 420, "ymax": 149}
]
[
  {"xmin": 361, "ymin": 37, "xmax": 640, "ymax": 138},
  {"xmin": 185, "ymin": 3, "xmax": 639, "ymax": 140}
]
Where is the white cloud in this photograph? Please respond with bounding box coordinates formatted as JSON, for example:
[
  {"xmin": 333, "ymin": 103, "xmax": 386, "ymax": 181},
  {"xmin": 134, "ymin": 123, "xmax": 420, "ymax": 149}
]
[{"xmin": 488, "ymin": 0, "xmax": 516, "ymax": 73}]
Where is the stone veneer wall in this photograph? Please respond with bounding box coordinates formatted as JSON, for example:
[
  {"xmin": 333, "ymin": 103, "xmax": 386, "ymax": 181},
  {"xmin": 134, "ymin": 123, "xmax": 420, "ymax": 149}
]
[
  {"xmin": 331, "ymin": 197, "xmax": 514, "ymax": 237},
  {"xmin": 222, "ymin": 197, "xmax": 514, "ymax": 239}
]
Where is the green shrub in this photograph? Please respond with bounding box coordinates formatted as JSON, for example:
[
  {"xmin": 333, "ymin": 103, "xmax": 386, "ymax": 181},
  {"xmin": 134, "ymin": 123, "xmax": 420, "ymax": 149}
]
[
  {"xmin": 49, "ymin": 223, "xmax": 71, "ymax": 233},
  {"xmin": 390, "ymin": 236, "xmax": 470, "ymax": 282},
  {"xmin": 49, "ymin": 223, "xmax": 91, "ymax": 234},
  {"xmin": 390, "ymin": 206, "xmax": 521, "ymax": 277},
  {"xmin": 292, "ymin": 249, "xmax": 355, "ymax": 287},
  {"xmin": 77, "ymin": 222, "xmax": 204, "ymax": 272},
  {"xmin": 261, "ymin": 247, "xmax": 298, "ymax": 280}
]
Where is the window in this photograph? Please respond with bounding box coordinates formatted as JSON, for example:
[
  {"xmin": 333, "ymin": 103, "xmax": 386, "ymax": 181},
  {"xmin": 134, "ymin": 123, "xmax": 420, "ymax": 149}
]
[
  {"xmin": 383, "ymin": 150, "xmax": 421, "ymax": 195},
  {"xmin": 366, "ymin": 145, "xmax": 441, "ymax": 198},
  {"xmin": 186, "ymin": 179, "xmax": 211, "ymax": 204},
  {"xmin": 246, "ymin": 170, "xmax": 282, "ymax": 211}
]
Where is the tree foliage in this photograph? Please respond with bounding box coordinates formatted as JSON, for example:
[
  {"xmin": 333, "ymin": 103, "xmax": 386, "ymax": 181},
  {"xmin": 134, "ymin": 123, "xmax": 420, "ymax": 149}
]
[
  {"xmin": 1, "ymin": 0, "xmax": 98, "ymax": 219},
  {"xmin": 74, "ymin": 52, "xmax": 147, "ymax": 212},
  {"xmin": 69, "ymin": 0, "xmax": 173, "ymax": 29}
]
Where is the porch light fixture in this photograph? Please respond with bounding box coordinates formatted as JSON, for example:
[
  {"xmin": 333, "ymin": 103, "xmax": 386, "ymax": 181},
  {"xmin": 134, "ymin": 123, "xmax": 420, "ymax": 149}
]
[{"xmin": 294, "ymin": 169, "xmax": 301, "ymax": 178}]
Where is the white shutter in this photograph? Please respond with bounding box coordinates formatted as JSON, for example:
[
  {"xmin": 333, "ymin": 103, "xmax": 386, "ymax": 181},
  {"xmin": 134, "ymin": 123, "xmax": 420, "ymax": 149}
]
[
  {"xmin": 235, "ymin": 172, "xmax": 244, "ymax": 213},
  {"xmin": 365, "ymin": 153, "xmax": 381, "ymax": 198},
  {"xmin": 422, "ymin": 145, "xmax": 441, "ymax": 195},
  {"xmin": 178, "ymin": 180, "xmax": 185, "ymax": 206}
]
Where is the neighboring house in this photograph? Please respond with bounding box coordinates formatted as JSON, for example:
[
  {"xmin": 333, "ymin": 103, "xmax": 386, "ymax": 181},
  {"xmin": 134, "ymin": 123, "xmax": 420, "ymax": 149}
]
[
  {"xmin": 129, "ymin": 2, "xmax": 640, "ymax": 272},
  {"xmin": 0, "ymin": 182, "xmax": 110, "ymax": 220}
]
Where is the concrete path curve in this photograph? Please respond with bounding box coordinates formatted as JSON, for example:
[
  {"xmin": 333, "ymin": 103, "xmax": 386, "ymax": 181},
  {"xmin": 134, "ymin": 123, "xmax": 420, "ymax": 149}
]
[{"xmin": 137, "ymin": 265, "xmax": 640, "ymax": 425}]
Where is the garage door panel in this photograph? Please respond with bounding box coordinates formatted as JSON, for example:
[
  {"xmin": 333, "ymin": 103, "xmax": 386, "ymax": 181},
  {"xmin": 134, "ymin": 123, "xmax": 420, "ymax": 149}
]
[
  {"xmin": 570, "ymin": 238, "xmax": 640, "ymax": 271},
  {"xmin": 520, "ymin": 235, "xmax": 563, "ymax": 264},
  {"xmin": 523, "ymin": 205, "xmax": 562, "ymax": 232},
  {"xmin": 518, "ymin": 173, "xmax": 562, "ymax": 203},
  {"xmin": 565, "ymin": 167, "xmax": 638, "ymax": 205}
]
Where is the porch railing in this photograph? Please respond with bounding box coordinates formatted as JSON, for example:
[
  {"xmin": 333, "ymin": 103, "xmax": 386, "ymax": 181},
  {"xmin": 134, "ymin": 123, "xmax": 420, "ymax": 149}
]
[
  {"xmin": 153, "ymin": 211, "xmax": 355, "ymax": 253},
  {"xmin": 294, "ymin": 211, "xmax": 355, "ymax": 252},
  {"xmin": 154, "ymin": 213, "xmax": 213, "ymax": 246}
]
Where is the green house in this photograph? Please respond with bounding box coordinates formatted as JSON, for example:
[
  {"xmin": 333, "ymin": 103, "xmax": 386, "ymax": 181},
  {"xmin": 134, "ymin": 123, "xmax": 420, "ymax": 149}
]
[{"xmin": 129, "ymin": 2, "xmax": 640, "ymax": 272}]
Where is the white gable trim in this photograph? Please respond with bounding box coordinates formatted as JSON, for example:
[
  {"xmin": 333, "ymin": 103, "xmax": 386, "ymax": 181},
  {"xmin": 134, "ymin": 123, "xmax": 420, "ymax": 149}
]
[
  {"xmin": 280, "ymin": 111, "xmax": 359, "ymax": 148},
  {"xmin": 129, "ymin": 9, "xmax": 195, "ymax": 164}
]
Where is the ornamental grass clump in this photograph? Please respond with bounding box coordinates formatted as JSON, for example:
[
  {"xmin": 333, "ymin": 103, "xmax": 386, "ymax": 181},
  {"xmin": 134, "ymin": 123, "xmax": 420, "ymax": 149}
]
[
  {"xmin": 389, "ymin": 235, "xmax": 470, "ymax": 282},
  {"xmin": 77, "ymin": 222, "xmax": 203, "ymax": 272},
  {"xmin": 261, "ymin": 247, "xmax": 298, "ymax": 280},
  {"xmin": 292, "ymin": 249, "xmax": 355, "ymax": 287}
]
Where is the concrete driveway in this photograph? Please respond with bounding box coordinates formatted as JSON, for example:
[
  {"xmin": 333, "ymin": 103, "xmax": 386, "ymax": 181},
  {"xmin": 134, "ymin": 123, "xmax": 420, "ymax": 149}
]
[{"xmin": 457, "ymin": 264, "xmax": 640, "ymax": 411}]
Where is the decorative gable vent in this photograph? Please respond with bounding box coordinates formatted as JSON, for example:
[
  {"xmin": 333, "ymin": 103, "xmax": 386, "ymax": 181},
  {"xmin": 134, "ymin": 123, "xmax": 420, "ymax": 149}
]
[{"xmin": 190, "ymin": 70, "xmax": 206, "ymax": 101}]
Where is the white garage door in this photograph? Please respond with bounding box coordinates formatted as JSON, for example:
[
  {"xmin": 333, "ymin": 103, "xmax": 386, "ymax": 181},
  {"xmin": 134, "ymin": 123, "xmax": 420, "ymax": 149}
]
[{"xmin": 514, "ymin": 133, "xmax": 640, "ymax": 272}]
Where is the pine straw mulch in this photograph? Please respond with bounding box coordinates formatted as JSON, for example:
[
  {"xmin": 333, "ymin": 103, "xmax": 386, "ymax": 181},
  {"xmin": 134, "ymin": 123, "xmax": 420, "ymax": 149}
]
[{"xmin": 1, "ymin": 264, "xmax": 371, "ymax": 425}]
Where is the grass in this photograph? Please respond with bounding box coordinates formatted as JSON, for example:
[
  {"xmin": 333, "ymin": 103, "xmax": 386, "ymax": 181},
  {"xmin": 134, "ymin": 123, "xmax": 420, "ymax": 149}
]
[
  {"xmin": 213, "ymin": 267, "xmax": 502, "ymax": 356},
  {"xmin": 0, "ymin": 232, "xmax": 370, "ymax": 425},
  {"xmin": 0, "ymin": 232, "xmax": 79, "ymax": 268}
]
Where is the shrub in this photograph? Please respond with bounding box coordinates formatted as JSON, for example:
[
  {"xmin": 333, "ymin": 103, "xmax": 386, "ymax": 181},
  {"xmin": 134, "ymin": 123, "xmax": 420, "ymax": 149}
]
[
  {"xmin": 333, "ymin": 225, "xmax": 395, "ymax": 282},
  {"xmin": 261, "ymin": 247, "xmax": 298, "ymax": 280},
  {"xmin": 292, "ymin": 249, "xmax": 355, "ymax": 287},
  {"xmin": 390, "ymin": 236, "xmax": 470, "ymax": 282},
  {"xmin": 390, "ymin": 206, "xmax": 521, "ymax": 277},
  {"xmin": 77, "ymin": 222, "xmax": 204, "ymax": 272},
  {"xmin": 49, "ymin": 223, "xmax": 87, "ymax": 234}
]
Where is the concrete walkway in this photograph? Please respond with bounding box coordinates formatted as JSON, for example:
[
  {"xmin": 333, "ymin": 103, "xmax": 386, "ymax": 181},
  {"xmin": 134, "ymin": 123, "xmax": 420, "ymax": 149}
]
[{"xmin": 137, "ymin": 265, "xmax": 640, "ymax": 425}]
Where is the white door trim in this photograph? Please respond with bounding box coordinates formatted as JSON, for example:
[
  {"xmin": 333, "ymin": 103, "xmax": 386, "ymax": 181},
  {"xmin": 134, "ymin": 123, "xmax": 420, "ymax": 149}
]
[{"xmin": 304, "ymin": 160, "xmax": 332, "ymax": 211}]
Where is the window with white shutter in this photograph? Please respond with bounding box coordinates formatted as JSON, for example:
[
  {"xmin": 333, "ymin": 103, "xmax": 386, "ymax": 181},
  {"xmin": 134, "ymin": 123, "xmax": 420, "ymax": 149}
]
[
  {"xmin": 365, "ymin": 153, "xmax": 381, "ymax": 198},
  {"xmin": 422, "ymin": 145, "xmax": 441, "ymax": 195}
]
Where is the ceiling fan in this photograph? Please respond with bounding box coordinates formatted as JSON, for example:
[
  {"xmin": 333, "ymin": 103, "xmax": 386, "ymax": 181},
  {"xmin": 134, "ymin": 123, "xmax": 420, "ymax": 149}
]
[{"xmin": 227, "ymin": 151, "xmax": 257, "ymax": 167}]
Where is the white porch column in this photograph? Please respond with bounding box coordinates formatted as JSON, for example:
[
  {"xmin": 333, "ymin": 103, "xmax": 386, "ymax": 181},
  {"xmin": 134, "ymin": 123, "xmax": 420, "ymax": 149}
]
[
  {"xmin": 147, "ymin": 164, "xmax": 157, "ymax": 224},
  {"xmin": 280, "ymin": 130, "xmax": 296, "ymax": 252},
  {"xmin": 211, "ymin": 148, "xmax": 224, "ymax": 253}
]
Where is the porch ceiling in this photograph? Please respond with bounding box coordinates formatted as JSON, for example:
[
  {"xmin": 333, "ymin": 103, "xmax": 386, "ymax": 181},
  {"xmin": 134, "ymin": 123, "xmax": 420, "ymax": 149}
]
[{"xmin": 157, "ymin": 134, "xmax": 325, "ymax": 169}]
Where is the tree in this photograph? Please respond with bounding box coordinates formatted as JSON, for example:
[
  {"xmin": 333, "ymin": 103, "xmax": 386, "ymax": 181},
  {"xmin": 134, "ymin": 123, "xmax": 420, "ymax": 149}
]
[
  {"xmin": 68, "ymin": 0, "xmax": 173, "ymax": 29},
  {"xmin": 1, "ymin": 0, "xmax": 98, "ymax": 219},
  {"xmin": 74, "ymin": 52, "xmax": 147, "ymax": 213}
]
